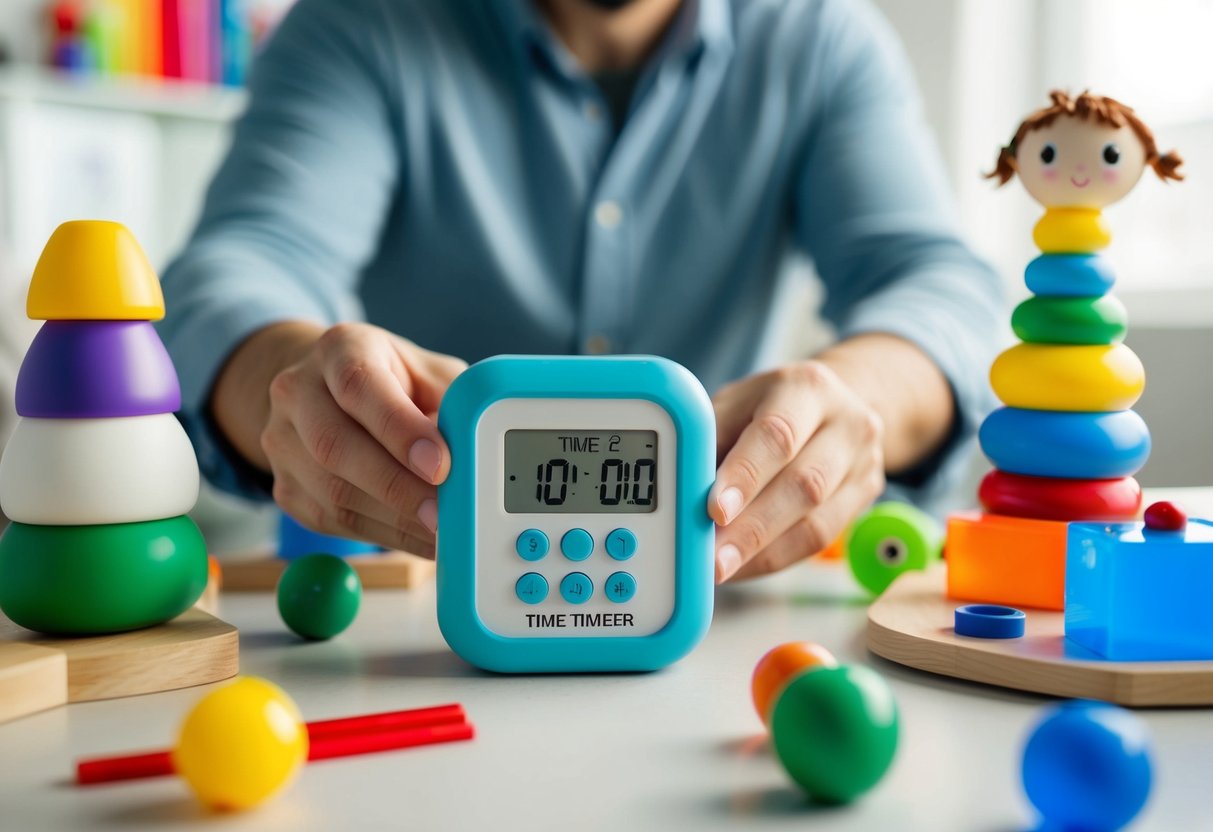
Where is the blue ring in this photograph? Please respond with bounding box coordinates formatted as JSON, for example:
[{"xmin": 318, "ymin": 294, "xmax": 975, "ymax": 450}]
[
  {"xmin": 1024, "ymin": 254, "xmax": 1115, "ymax": 297},
  {"xmin": 979, "ymin": 408, "xmax": 1151, "ymax": 480},
  {"xmin": 955, "ymin": 604, "xmax": 1026, "ymax": 639}
]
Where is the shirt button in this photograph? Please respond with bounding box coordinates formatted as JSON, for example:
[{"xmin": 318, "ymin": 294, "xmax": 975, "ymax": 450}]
[
  {"xmin": 585, "ymin": 334, "xmax": 612, "ymax": 355},
  {"xmin": 594, "ymin": 200, "xmax": 623, "ymax": 229},
  {"xmin": 584, "ymin": 101, "xmax": 603, "ymax": 121}
]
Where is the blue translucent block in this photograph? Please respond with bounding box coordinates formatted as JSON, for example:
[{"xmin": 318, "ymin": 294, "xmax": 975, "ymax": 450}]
[
  {"xmin": 1066, "ymin": 518, "xmax": 1213, "ymax": 660},
  {"xmin": 1024, "ymin": 254, "xmax": 1115, "ymax": 297},
  {"xmin": 979, "ymin": 408, "xmax": 1151, "ymax": 479},
  {"xmin": 278, "ymin": 513, "xmax": 381, "ymax": 560}
]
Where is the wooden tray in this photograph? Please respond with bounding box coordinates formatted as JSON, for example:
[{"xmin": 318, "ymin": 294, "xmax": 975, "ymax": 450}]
[
  {"xmin": 0, "ymin": 608, "xmax": 238, "ymax": 723},
  {"xmin": 867, "ymin": 565, "xmax": 1213, "ymax": 706},
  {"xmin": 219, "ymin": 550, "xmax": 435, "ymax": 591}
]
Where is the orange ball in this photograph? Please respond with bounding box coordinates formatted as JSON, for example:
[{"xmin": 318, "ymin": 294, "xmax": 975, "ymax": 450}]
[{"xmin": 752, "ymin": 641, "xmax": 838, "ymax": 723}]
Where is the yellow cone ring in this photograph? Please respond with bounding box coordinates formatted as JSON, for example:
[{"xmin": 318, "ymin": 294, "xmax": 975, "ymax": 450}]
[
  {"xmin": 1033, "ymin": 208, "xmax": 1111, "ymax": 254},
  {"xmin": 27, "ymin": 221, "xmax": 164, "ymax": 321},
  {"xmin": 990, "ymin": 343, "xmax": 1144, "ymax": 412}
]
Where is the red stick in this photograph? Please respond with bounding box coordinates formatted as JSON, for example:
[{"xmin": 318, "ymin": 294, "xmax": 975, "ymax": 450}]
[
  {"xmin": 308, "ymin": 720, "xmax": 475, "ymax": 761},
  {"xmin": 308, "ymin": 703, "xmax": 465, "ymax": 739},
  {"xmin": 76, "ymin": 703, "xmax": 470, "ymax": 785}
]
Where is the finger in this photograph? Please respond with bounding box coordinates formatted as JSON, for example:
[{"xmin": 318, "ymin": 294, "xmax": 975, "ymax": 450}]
[
  {"xmin": 726, "ymin": 469, "xmax": 881, "ymax": 582},
  {"xmin": 709, "ymin": 369, "xmax": 828, "ymax": 526},
  {"xmin": 714, "ymin": 417, "xmax": 857, "ymax": 580},
  {"xmin": 400, "ymin": 341, "xmax": 467, "ymax": 414},
  {"xmin": 275, "ymin": 424, "xmax": 438, "ymax": 535},
  {"xmin": 318, "ymin": 326, "xmax": 451, "ymax": 485},
  {"xmin": 272, "ymin": 476, "xmax": 436, "ymax": 557},
  {"xmin": 710, "ymin": 376, "xmax": 760, "ymax": 461},
  {"xmin": 289, "ymin": 372, "xmax": 435, "ymax": 519}
]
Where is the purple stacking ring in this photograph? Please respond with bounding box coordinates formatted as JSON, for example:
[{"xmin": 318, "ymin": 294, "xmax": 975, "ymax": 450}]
[{"xmin": 16, "ymin": 321, "xmax": 181, "ymax": 418}]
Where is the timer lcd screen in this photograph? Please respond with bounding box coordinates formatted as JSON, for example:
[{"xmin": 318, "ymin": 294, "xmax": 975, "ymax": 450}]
[{"xmin": 504, "ymin": 430, "xmax": 658, "ymax": 514}]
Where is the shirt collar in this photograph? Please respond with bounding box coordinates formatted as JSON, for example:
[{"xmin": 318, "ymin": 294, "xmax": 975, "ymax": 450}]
[{"xmin": 493, "ymin": 0, "xmax": 733, "ymax": 78}]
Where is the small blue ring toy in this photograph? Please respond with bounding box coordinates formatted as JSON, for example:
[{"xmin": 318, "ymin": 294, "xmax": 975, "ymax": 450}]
[{"xmin": 955, "ymin": 604, "xmax": 1026, "ymax": 639}]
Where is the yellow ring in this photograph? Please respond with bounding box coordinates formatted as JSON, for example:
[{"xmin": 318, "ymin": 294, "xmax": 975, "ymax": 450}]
[
  {"xmin": 1033, "ymin": 207, "xmax": 1111, "ymax": 254},
  {"xmin": 27, "ymin": 221, "xmax": 164, "ymax": 321},
  {"xmin": 990, "ymin": 343, "xmax": 1144, "ymax": 411}
]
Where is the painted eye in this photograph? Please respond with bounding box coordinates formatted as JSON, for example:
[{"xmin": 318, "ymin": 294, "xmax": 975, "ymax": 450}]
[
  {"xmin": 1040, "ymin": 143, "xmax": 1057, "ymax": 165},
  {"xmin": 1103, "ymin": 144, "xmax": 1121, "ymax": 165}
]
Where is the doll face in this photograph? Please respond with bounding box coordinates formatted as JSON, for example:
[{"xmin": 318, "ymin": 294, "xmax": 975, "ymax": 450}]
[{"xmin": 1016, "ymin": 119, "xmax": 1147, "ymax": 209}]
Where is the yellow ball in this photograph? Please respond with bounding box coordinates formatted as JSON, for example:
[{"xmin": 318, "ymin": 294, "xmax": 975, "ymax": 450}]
[
  {"xmin": 172, "ymin": 677, "xmax": 308, "ymax": 811},
  {"xmin": 990, "ymin": 343, "xmax": 1145, "ymax": 412}
]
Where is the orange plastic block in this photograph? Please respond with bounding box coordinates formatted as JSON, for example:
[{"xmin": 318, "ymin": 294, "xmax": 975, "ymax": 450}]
[
  {"xmin": 946, "ymin": 511, "xmax": 1068, "ymax": 611},
  {"xmin": 27, "ymin": 221, "xmax": 164, "ymax": 321}
]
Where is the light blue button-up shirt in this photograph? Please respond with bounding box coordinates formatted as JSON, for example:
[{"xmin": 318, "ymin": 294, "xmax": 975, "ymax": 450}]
[{"xmin": 159, "ymin": 0, "xmax": 1002, "ymax": 509}]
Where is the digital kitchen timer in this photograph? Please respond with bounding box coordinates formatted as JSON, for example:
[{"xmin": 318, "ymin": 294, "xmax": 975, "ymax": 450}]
[{"xmin": 436, "ymin": 355, "xmax": 715, "ymax": 673}]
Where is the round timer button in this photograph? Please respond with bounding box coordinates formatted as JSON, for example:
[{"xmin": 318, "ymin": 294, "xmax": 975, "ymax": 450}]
[
  {"xmin": 515, "ymin": 573, "xmax": 549, "ymax": 604},
  {"xmin": 560, "ymin": 572, "xmax": 593, "ymax": 604},
  {"xmin": 605, "ymin": 571, "xmax": 636, "ymax": 603},
  {"xmin": 515, "ymin": 529, "xmax": 549, "ymax": 561},
  {"xmin": 605, "ymin": 528, "xmax": 637, "ymax": 561},
  {"xmin": 561, "ymin": 529, "xmax": 594, "ymax": 561}
]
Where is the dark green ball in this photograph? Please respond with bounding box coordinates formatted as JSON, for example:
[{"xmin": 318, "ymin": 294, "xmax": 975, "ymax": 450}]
[
  {"xmin": 770, "ymin": 665, "xmax": 899, "ymax": 804},
  {"xmin": 276, "ymin": 554, "xmax": 362, "ymax": 640}
]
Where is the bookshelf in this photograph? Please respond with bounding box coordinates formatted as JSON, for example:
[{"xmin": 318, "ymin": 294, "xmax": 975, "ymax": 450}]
[
  {"xmin": 0, "ymin": 64, "xmax": 245, "ymax": 121},
  {"xmin": 0, "ymin": 63, "xmax": 241, "ymax": 279}
]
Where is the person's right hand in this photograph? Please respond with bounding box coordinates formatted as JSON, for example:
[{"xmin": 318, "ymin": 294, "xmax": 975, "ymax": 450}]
[{"xmin": 259, "ymin": 322, "xmax": 467, "ymax": 556}]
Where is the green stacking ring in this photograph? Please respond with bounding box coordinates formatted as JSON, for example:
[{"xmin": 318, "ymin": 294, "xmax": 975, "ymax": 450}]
[
  {"xmin": 1011, "ymin": 295, "xmax": 1127, "ymax": 345},
  {"xmin": 0, "ymin": 515, "xmax": 208, "ymax": 634}
]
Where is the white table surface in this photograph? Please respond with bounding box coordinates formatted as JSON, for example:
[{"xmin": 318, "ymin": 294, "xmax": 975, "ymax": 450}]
[{"xmin": 4, "ymin": 491, "xmax": 1213, "ymax": 832}]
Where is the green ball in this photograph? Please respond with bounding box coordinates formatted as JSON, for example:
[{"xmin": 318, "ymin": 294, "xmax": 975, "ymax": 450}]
[
  {"xmin": 1011, "ymin": 295, "xmax": 1127, "ymax": 346},
  {"xmin": 770, "ymin": 665, "xmax": 899, "ymax": 804},
  {"xmin": 276, "ymin": 554, "xmax": 362, "ymax": 640},
  {"xmin": 846, "ymin": 502, "xmax": 942, "ymax": 596},
  {"xmin": 0, "ymin": 516, "xmax": 208, "ymax": 634}
]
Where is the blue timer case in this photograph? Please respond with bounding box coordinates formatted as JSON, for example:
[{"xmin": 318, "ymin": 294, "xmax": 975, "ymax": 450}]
[{"xmin": 436, "ymin": 355, "xmax": 716, "ymax": 673}]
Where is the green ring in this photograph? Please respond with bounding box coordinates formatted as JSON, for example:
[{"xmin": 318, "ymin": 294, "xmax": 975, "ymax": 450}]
[
  {"xmin": 0, "ymin": 516, "xmax": 208, "ymax": 634},
  {"xmin": 1011, "ymin": 295, "xmax": 1127, "ymax": 345},
  {"xmin": 846, "ymin": 502, "xmax": 942, "ymax": 596}
]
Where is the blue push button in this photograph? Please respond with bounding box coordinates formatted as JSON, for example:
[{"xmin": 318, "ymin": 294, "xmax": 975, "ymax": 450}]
[
  {"xmin": 515, "ymin": 572, "xmax": 548, "ymax": 604},
  {"xmin": 604, "ymin": 571, "xmax": 636, "ymax": 603},
  {"xmin": 560, "ymin": 572, "xmax": 593, "ymax": 604},
  {"xmin": 515, "ymin": 529, "xmax": 549, "ymax": 561},
  {"xmin": 605, "ymin": 528, "xmax": 637, "ymax": 561},
  {"xmin": 561, "ymin": 529, "xmax": 594, "ymax": 561}
]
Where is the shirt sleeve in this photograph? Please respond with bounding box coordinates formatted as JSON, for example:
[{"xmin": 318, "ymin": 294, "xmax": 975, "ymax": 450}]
[
  {"xmin": 792, "ymin": 0, "xmax": 1003, "ymax": 510},
  {"xmin": 156, "ymin": 0, "xmax": 401, "ymax": 501}
]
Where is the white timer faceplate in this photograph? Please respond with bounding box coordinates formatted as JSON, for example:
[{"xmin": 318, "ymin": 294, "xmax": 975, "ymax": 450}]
[{"xmin": 474, "ymin": 398, "xmax": 678, "ymax": 638}]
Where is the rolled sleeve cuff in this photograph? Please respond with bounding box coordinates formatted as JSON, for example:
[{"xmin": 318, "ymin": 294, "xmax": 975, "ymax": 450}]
[
  {"xmin": 158, "ymin": 258, "xmax": 338, "ymax": 503},
  {"xmin": 837, "ymin": 268, "xmax": 1002, "ymax": 512}
]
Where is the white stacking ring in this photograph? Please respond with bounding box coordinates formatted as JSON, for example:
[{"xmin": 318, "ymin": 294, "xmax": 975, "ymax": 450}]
[{"xmin": 0, "ymin": 414, "xmax": 200, "ymax": 525}]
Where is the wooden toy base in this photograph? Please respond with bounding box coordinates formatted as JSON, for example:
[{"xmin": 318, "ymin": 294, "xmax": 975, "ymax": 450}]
[
  {"xmin": 867, "ymin": 565, "xmax": 1213, "ymax": 706},
  {"xmin": 220, "ymin": 549, "xmax": 435, "ymax": 591},
  {"xmin": 0, "ymin": 608, "xmax": 239, "ymax": 723}
]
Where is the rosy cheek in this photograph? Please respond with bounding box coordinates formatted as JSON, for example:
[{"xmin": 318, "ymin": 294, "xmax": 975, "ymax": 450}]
[
  {"xmin": 1101, "ymin": 170, "xmax": 1120, "ymax": 184},
  {"xmin": 1041, "ymin": 169, "xmax": 1059, "ymax": 181}
]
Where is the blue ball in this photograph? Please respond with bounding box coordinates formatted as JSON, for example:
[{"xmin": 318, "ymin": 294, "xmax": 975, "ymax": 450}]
[{"xmin": 1022, "ymin": 701, "xmax": 1152, "ymax": 831}]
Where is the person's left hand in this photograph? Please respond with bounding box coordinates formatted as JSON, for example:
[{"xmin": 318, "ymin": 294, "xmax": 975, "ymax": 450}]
[{"xmin": 709, "ymin": 361, "xmax": 887, "ymax": 582}]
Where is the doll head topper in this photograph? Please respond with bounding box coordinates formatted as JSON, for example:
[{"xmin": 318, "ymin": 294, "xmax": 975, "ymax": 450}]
[{"xmin": 988, "ymin": 90, "xmax": 1183, "ymax": 209}]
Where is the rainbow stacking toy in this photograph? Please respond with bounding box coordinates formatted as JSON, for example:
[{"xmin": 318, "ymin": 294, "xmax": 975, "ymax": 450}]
[
  {"xmin": 947, "ymin": 91, "xmax": 1184, "ymax": 611},
  {"xmin": 0, "ymin": 221, "xmax": 207, "ymax": 634}
]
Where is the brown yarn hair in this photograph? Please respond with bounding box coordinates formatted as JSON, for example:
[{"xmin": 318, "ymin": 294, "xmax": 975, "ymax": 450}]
[{"xmin": 987, "ymin": 90, "xmax": 1184, "ymax": 185}]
